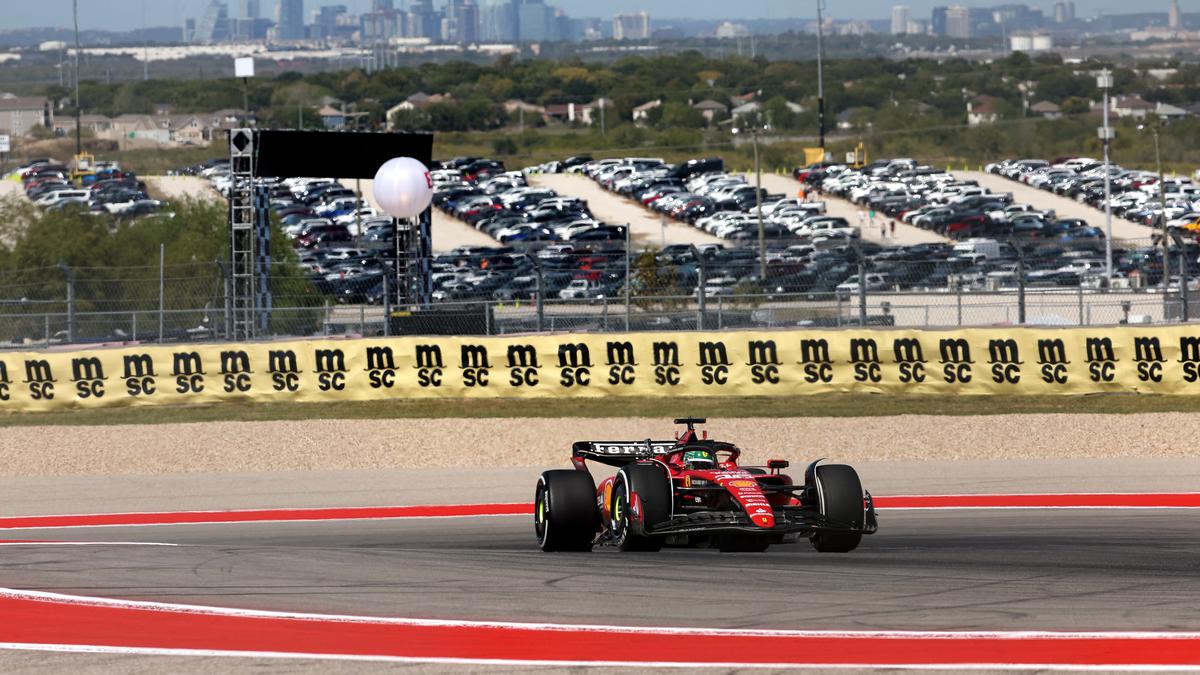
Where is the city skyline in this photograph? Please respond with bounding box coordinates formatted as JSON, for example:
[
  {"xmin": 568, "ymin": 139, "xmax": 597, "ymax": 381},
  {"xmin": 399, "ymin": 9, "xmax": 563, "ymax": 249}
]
[{"xmin": 0, "ymin": 0, "xmax": 1164, "ymax": 32}]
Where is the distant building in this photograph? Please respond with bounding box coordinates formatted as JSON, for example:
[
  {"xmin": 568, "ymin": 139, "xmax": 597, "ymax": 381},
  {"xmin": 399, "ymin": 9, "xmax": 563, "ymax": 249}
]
[
  {"xmin": 1169, "ymin": 0, "xmax": 1181, "ymax": 30},
  {"xmin": 1111, "ymin": 95, "xmax": 1154, "ymax": 119},
  {"xmin": 632, "ymin": 99, "xmax": 661, "ymax": 123},
  {"xmin": 276, "ymin": 0, "xmax": 306, "ymax": 40},
  {"xmin": 1155, "ymin": 102, "xmax": 1188, "ymax": 121},
  {"xmin": 967, "ymin": 95, "xmax": 998, "ymax": 126},
  {"xmin": 930, "ymin": 6, "xmax": 948, "ymax": 35},
  {"xmin": 481, "ymin": 1, "xmax": 517, "ymax": 42},
  {"xmin": 891, "ymin": 5, "xmax": 910, "ymax": 34},
  {"xmin": 195, "ymin": 0, "xmax": 232, "ymax": 43},
  {"xmin": 1030, "ymin": 101, "xmax": 1061, "ymax": 119},
  {"xmin": 692, "ymin": 99, "xmax": 728, "ymax": 123},
  {"xmin": 241, "ymin": 0, "xmax": 260, "ymax": 18},
  {"xmin": 1053, "ymin": 1, "xmax": 1068, "ymax": 23},
  {"xmin": 447, "ymin": 1, "xmax": 480, "ymax": 43},
  {"xmin": 613, "ymin": 12, "xmax": 650, "ymax": 40},
  {"xmin": 313, "ymin": 5, "xmax": 349, "ymax": 40},
  {"xmin": 516, "ymin": 0, "xmax": 555, "ymax": 41},
  {"xmin": 946, "ymin": 5, "xmax": 970, "ymax": 38},
  {"xmin": 714, "ymin": 22, "xmax": 751, "ymax": 39},
  {"xmin": 0, "ymin": 94, "xmax": 51, "ymax": 137}
]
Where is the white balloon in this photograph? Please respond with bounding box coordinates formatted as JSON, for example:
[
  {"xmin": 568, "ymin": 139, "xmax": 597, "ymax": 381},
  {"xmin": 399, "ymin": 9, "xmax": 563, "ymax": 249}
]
[{"xmin": 373, "ymin": 157, "xmax": 434, "ymax": 219}]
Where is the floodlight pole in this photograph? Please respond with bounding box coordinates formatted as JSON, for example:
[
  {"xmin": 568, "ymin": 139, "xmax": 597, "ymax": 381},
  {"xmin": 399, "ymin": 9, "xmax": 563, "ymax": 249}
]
[
  {"xmin": 73, "ymin": 0, "xmax": 81, "ymax": 158},
  {"xmin": 1098, "ymin": 69, "xmax": 1113, "ymax": 281},
  {"xmin": 816, "ymin": 0, "xmax": 826, "ymax": 153},
  {"xmin": 1153, "ymin": 125, "xmax": 1168, "ymax": 298},
  {"xmin": 754, "ymin": 129, "xmax": 766, "ymax": 281}
]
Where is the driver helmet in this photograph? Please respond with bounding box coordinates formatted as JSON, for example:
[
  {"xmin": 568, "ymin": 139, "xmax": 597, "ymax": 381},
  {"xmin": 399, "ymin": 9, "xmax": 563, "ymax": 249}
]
[{"xmin": 682, "ymin": 449, "xmax": 716, "ymax": 470}]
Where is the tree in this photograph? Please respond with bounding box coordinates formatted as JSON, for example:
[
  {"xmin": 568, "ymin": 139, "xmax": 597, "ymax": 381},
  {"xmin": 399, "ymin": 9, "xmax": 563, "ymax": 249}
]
[
  {"xmin": 1061, "ymin": 97, "xmax": 1091, "ymax": 115},
  {"xmin": 660, "ymin": 102, "xmax": 705, "ymax": 129}
]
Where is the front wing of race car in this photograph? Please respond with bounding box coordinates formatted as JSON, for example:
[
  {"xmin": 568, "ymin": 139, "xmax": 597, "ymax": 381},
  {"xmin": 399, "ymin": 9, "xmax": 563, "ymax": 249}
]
[{"xmin": 642, "ymin": 493, "xmax": 878, "ymax": 538}]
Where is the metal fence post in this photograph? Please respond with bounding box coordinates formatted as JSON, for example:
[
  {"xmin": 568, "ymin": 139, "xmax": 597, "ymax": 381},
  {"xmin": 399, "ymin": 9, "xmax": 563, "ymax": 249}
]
[
  {"xmin": 158, "ymin": 243, "xmax": 165, "ymax": 343},
  {"xmin": 44, "ymin": 314, "xmax": 50, "ymax": 347},
  {"xmin": 58, "ymin": 262, "xmax": 75, "ymax": 343},
  {"xmin": 718, "ymin": 295, "xmax": 724, "ymax": 330},
  {"xmin": 383, "ymin": 274, "xmax": 392, "ymax": 337},
  {"xmin": 1077, "ymin": 284, "xmax": 1084, "ymax": 326},
  {"xmin": 132, "ymin": 312, "xmax": 137, "ymax": 341},
  {"xmin": 857, "ymin": 248, "xmax": 867, "ymax": 327},
  {"xmin": 1016, "ymin": 245, "xmax": 1027, "ymax": 325},
  {"xmin": 694, "ymin": 249, "xmax": 706, "ymax": 330},
  {"xmin": 624, "ymin": 223, "xmax": 631, "ymax": 332},
  {"xmin": 359, "ymin": 303, "xmax": 366, "ymax": 335},
  {"xmin": 956, "ymin": 286, "xmax": 963, "ymax": 326},
  {"xmin": 534, "ymin": 259, "xmax": 545, "ymax": 333},
  {"xmin": 602, "ymin": 297, "xmax": 609, "ymax": 331}
]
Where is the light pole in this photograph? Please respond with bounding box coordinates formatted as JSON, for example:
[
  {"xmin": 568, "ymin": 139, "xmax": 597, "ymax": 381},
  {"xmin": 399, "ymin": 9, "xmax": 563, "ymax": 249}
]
[
  {"xmin": 1141, "ymin": 122, "xmax": 1169, "ymax": 311},
  {"xmin": 1098, "ymin": 69, "xmax": 1114, "ymax": 281},
  {"xmin": 1170, "ymin": 229, "xmax": 1190, "ymax": 322},
  {"xmin": 73, "ymin": 0, "xmax": 81, "ymax": 158},
  {"xmin": 815, "ymin": 0, "xmax": 826, "ymax": 153},
  {"xmin": 735, "ymin": 125, "xmax": 768, "ymax": 280}
]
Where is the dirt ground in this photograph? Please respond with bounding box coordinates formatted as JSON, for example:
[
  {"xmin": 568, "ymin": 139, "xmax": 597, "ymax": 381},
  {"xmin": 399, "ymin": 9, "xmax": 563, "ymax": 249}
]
[{"xmin": 0, "ymin": 413, "xmax": 1194, "ymax": 477}]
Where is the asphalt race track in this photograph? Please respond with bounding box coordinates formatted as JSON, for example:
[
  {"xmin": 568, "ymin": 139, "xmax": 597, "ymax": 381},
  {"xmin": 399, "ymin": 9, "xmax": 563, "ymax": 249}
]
[{"xmin": 1, "ymin": 507, "xmax": 1195, "ymax": 635}]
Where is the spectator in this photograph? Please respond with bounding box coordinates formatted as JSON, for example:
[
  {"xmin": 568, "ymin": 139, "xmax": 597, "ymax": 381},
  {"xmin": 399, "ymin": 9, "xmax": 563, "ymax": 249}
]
[
  {"xmin": 881, "ymin": 221, "xmax": 887, "ymax": 239},
  {"xmin": 857, "ymin": 209, "xmax": 866, "ymax": 228},
  {"xmin": 890, "ymin": 220, "xmax": 896, "ymax": 238}
]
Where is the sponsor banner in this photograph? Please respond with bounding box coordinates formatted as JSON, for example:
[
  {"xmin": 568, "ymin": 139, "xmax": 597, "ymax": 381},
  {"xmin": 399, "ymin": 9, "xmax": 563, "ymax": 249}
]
[{"xmin": 0, "ymin": 326, "xmax": 1198, "ymax": 412}]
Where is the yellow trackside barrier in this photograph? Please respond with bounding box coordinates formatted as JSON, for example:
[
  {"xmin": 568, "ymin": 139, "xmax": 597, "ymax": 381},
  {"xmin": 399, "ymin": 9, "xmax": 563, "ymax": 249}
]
[{"xmin": 3, "ymin": 326, "xmax": 1200, "ymax": 412}]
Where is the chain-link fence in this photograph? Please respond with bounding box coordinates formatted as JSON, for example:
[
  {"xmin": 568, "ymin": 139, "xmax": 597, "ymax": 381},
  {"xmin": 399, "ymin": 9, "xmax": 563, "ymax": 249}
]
[{"xmin": 1, "ymin": 238, "xmax": 1195, "ymax": 347}]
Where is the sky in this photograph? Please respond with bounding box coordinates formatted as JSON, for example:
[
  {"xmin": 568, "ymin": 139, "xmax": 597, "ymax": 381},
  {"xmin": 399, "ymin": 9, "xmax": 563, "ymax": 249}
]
[{"xmin": 0, "ymin": 0, "xmax": 1165, "ymax": 31}]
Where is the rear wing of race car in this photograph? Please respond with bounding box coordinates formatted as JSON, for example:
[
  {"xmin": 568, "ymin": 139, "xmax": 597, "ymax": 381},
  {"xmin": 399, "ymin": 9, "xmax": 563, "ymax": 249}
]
[{"xmin": 571, "ymin": 440, "xmax": 677, "ymax": 468}]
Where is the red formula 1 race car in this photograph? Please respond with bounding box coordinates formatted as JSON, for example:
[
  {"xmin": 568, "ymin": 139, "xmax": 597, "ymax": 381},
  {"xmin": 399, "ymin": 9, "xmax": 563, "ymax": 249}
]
[{"xmin": 534, "ymin": 418, "xmax": 877, "ymax": 553}]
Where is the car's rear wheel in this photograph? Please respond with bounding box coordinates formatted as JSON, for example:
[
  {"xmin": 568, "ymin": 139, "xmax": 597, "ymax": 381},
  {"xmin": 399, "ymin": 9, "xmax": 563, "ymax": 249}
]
[
  {"xmin": 612, "ymin": 464, "xmax": 671, "ymax": 552},
  {"xmin": 809, "ymin": 463, "xmax": 865, "ymax": 553},
  {"xmin": 535, "ymin": 470, "xmax": 598, "ymax": 552}
]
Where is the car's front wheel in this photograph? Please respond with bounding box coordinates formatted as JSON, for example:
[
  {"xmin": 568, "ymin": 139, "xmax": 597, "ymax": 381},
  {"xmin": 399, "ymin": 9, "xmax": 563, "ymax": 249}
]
[
  {"xmin": 535, "ymin": 470, "xmax": 598, "ymax": 552},
  {"xmin": 809, "ymin": 463, "xmax": 865, "ymax": 553}
]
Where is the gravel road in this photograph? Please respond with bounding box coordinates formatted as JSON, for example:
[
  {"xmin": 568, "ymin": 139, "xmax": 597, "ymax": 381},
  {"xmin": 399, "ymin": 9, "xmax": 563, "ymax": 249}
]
[{"xmin": 0, "ymin": 413, "xmax": 1194, "ymax": 478}]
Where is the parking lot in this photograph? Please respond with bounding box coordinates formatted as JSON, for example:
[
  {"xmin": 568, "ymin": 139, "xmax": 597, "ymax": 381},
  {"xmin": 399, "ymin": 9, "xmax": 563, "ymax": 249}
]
[{"xmin": 6, "ymin": 152, "xmax": 1196, "ymax": 347}]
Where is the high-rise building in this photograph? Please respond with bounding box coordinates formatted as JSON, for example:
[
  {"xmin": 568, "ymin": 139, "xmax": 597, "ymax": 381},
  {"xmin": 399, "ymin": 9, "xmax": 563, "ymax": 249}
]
[
  {"xmin": 445, "ymin": 0, "xmax": 480, "ymax": 43},
  {"xmin": 1169, "ymin": 0, "xmax": 1181, "ymax": 30},
  {"xmin": 946, "ymin": 5, "xmax": 970, "ymax": 38},
  {"xmin": 1054, "ymin": 1, "xmax": 1067, "ymax": 23},
  {"xmin": 241, "ymin": 0, "xmax": 260, "ymax": 19},
  {"xmin": 407, "ymin": 0, "xmax": 442, "ymax": 39},
  {"xmin": 276, "ymin": 0, "xmax": 306, "ymax": 40},
  {"xmin": 196, "ymin": 0, "xmax": 232, "ymax": 43},
  {"xmin": 891, "ymin": 5, "xmax": 910, "ymax": 34},
  {"xmin": 481, "ymin": 0, "xmax": 517, "ymax": 42},
  {"xmin": 373, "ymin": 0, "xmax": 394, "ymax": 10},
  {"xmin": 314, "ymin": 5, "xmax": 348, "ymax": 39},
  {"xmin": 516, "ymin": 0, "xmax": 554, "ymax": 41},
  {"xmin": 930, "ymin": 6, "xmax": 948, "ymax": 35},
  {"xmin": 613, "ymin": 12, "xmax": 650, "ymax": 40}
]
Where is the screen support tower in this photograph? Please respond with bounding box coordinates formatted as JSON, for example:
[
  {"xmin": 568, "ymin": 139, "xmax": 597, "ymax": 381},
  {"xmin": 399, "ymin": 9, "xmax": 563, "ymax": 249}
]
[
  {"xmin": 227, "ymin": 128, "xmax": 434, "ymax": 337},
  {"xmin": 228, "ymin": 128, "xmax": 271, "ymax": 340},
  {"xmin": 395, "ymin": 213, "xmax": 433, "ymax": 307}
]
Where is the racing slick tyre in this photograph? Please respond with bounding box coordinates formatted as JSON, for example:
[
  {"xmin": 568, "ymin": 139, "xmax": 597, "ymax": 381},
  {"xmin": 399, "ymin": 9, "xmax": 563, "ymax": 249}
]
[
  {"xmin": 809, "ymin": 464, "xmax": 865, "ymax": 553},
  {"xmin": 612, "ymin": 464, "xmax": 671, "ymax": 552},
  {"xmin": 535, "ymin": 470, "xmax": 599, "ymax": 552}
]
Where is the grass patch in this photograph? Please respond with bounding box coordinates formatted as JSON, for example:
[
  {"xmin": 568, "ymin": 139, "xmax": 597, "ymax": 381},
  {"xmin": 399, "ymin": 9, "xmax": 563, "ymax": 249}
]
[{"xmin": 3, "ymin": 394, "xmax": 1199, "ymax": 427}]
